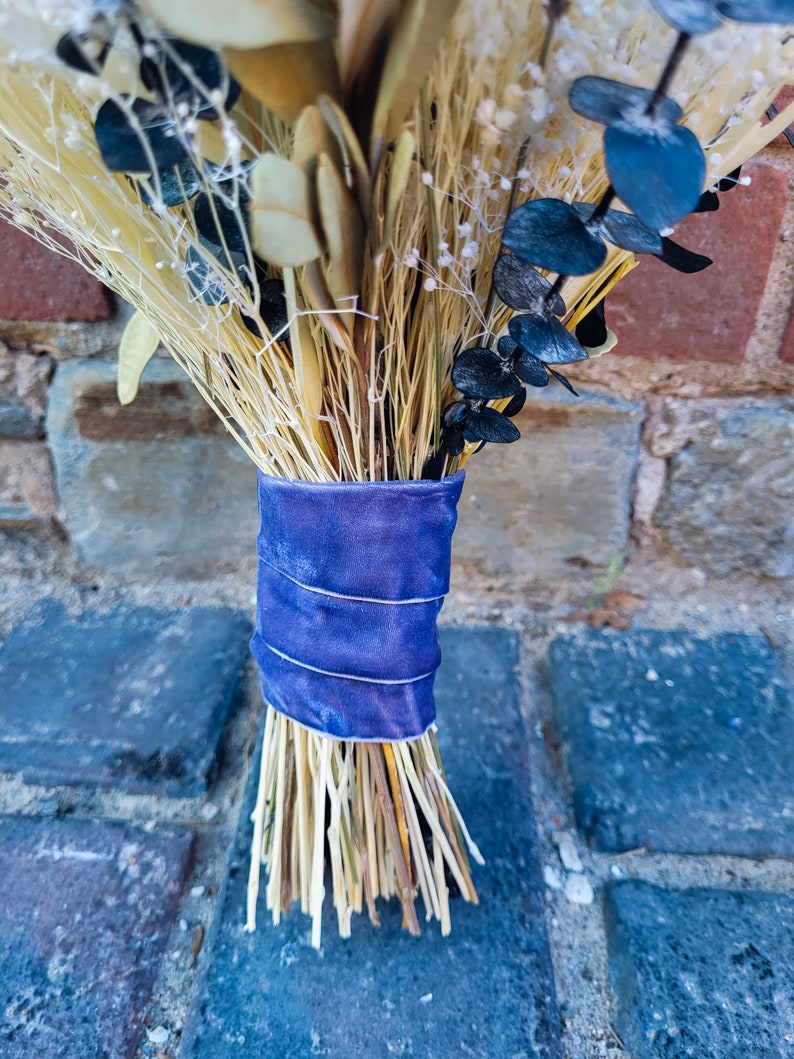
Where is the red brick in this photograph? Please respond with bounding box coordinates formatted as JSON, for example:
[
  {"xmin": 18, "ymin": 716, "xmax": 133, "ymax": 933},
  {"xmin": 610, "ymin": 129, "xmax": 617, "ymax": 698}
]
[
  {"xmin": 608, "ymin": 161, "xmax": 788, "ymax": 363},
  {"xmin": 780, "ymin": 300, "xmax": 794, "ymax": 364},
  {"xmin": 0, "ymin": 218, "xmax": 114, "ymax": 322}
]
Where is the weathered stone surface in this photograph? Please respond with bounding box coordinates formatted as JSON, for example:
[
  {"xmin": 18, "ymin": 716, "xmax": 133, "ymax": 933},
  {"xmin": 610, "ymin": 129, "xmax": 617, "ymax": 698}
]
[
  {"xmin": 0, "ymin": 399, "xmax": 42, "ymax": 438},
  {"xmin": 0, "ymin": 440, "xmax": 55, "ymax": 526},
  {"xmin": 454, "ymin": 388, "xmax": 642, "ymax": 577},
  {"xmin": 0, "ymin": 599, "xmax": 251, "ymax": 795},
  {"xmin": 549, "ymin": 629, "xmax": 794, "ymax": 856},
  {"xmin": 608, "ymin": 161, "xmax": 788, "ymax": 363},
  {"xmin": 653, "ymin": 401, "xmax": 794, "ymax": 578},
  {"xmin": 0, "ymin": 348, "xmax": 51, "ymax": 438},
  {"xmin": 0, "ymin": 816, "xmax": 192, "ymax": 1059},
  {"xmin": 184, "ymin": 628, "xmax": 563, "ymax": 1059},
  {"xmin": 47, "ymin": 359, "xmax": 259, "ymax": 579},
  {"xmin": 606, "ymin": 881, "xmax": 794, "ymax": 1059},
  {"xmin": 0, "ymin": 220, "xmax": 115, "ymax": 322}
]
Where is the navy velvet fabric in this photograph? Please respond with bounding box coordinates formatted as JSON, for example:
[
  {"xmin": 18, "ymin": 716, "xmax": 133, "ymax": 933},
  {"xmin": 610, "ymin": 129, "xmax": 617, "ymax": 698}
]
[{"xmin": 250, "ymin": 471, "xmax": 464, "ymax": 740}]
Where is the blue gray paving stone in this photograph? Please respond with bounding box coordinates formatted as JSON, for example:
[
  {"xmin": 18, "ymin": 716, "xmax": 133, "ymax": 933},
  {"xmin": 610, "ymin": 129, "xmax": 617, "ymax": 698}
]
[
  {"xmin": 0, "ymin": 599, "xmax": 251, "ymax": 795},
  {"xmin": 549, "ymin": 628, "xmax": 794, "ymax": 856},
  {"xmin": 184, "ymin": 628, "xmax": 563, "ymax": 1059},
  {"xmin": 0, "ymin": 816, "xmax": 193, "ymax": 1059},
  {"xmin": 605, "ymin": 880, "xmax": 794, "ymax": 1058}
]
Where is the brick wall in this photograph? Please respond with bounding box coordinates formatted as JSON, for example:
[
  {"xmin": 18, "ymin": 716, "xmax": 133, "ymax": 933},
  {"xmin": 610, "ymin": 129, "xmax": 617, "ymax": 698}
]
[{"xmin": 1, "ymin": 131, "xmax": 792, "ymax": 585}]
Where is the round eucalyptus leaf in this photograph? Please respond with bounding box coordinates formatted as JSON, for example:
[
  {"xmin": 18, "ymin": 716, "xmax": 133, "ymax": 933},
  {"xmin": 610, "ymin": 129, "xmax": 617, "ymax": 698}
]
[
  {"xmin": 497, "ymin": 335, "xmax": 519, "ymax": 360},
  {"xmin": 716, "ymin": 0, "xmax": 794, "ymax": 22},
  {"xmin": 572, "ymin": 202, "xmax": 663, "ymax": 254},
  {"xmin": 569, "ymin": 76, "xmax": 683, "ymax": 126},
  {"xmin": 463, "ymin": 406, "xmax": 521, "ymax": 445},
  {"xmin": 56, "ymin": 33, "xmax": 111, "ymax": 73},
  {"xmin": 492, "ymin": 254, "xmax": 566, "ymax": 315},
  {"xmin": 502, "ymin": 388, "xmax": 527, "ymax": 417},
  {"xmin": 605, "ymin": 120, "xmax": 706, "ymax": 231},
  {"xmin": 95, "ymin": 98, "xmax": 190, "ymax": 173},
  {"xmin": 650, "ymin": 0, "xmax": 723, "ymax": 32},
  {"xmin": 514, "ymin": 353, "xmax": 549, "ymax": 387},
  {"xmin": 138, "ymin": 158, "xmax": 203, "ymax": 207},
  {"xmin": 509, "ymin": 313, "xmax": 589, "ymax": 366},
  {"xmin": 655, "ymin": 237, "xmax": 713, "ymax": 273},
  {"xmin": 185, "ymin": 240, "xmax": 245, "ymax": 305},
  {"xmin": 503, "ymin": 199, "xmax": 607, "ymax": 276},
  {"xmin": 575, "ymin": 301, "xmax": 608, "ymax": 348},
  {"xmin": 694, "ymin": 190, "xmax": 720, "ymax": 213},
  {"xmin": 194, "ymin": 187, "xmax": 251, "ymax": 254},
  {"xmin": 140, "ymin": 39, "xmax": 241, "ymax": 119},
  {"xmin": 452, "ymin": 346, "xmax": 522, "ymax": 400}
]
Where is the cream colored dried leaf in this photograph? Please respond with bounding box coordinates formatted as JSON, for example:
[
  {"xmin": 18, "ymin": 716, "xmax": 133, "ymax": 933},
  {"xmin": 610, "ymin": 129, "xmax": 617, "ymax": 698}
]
[
  {"xmin": 251, "ymin": 154, "xmax": 322, "ymax": 267},
  {"xmin": 316, "ymin": 153, "xmax": 364, "ymax": 307},
  {"xmin": 117, "ymin": 310, "xmax": 160, "ymax": 405},
  {"xmin": 371, "ymin": 0, "xmax": 462, "ymax": 156},
  {"xmin": 225, "ymin": 40, "xmax": 339, "ymax": 124},
  {"xmin": 381, "ymin": 128, "xmax": 415, "ymax": 250},
  {"xmin": 138, "ymin": 0, "xmax": 333, "ymax": 50}
]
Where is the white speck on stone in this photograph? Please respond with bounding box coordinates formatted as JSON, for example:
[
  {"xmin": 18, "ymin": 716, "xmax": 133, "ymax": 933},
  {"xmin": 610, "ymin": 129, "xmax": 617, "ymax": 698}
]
[
  {"xmin": 201, "ymin": 803, "xmax": 219, "ymax": 821},
  {"xmin": 564, "ymin": 874, "xmax": 594, "ymax": 905},
  {"xmin": 179, "ymin": 918, "xmax": 188, "ymax": 932},
  {"xmin": 419, "ymin": 992, "xmax": 433, "ymax": 1003},
  {"xmin": 610, "ymin": 863, "xmax": 625, "ymax": 879},
  {"xmin": 645, "ymin": 668, "xmax": 660, "ymax": 682},
  {"xmin": 543, "ymin": 864, "xmax": 564, "ymax": 891},
  {"xmin": 553, "ymin": 831, "xmax": 583, "ymax": 873},
  {"xmin": 664, "ymin": 678, "xmax": 675, "ymax": 687},
  {"xmin": 190, "ymin": 884, "xmax": 205, "ymax": 898},
  {"xmin": 147, "ymin": 1026, "xmax": 169, "ymax": 1044}
]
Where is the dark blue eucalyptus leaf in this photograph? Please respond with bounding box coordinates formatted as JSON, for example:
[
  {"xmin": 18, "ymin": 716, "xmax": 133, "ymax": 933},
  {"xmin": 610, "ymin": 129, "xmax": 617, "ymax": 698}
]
[
  {"xmin": 514, "ymin": 353, "xmax": 550, "ymax": 387},
  {"xmin": 492, "ymin": 254, "xmax": 566, "ymax": 315},
  {"xmin": 444, "ymin": 424, "xmax": 467, "ymax": 456},
  {"xmin": 650, "ymin": 0, "xmax": 723, "ymax": 32},
  {"xmin": 716, "ymin": 0, "xmax": 794, "ymax": 22},
  {"xmin": 605, "ymin": 120, "xmax": 706, "ymax": 231},
  {"xmin": 443, "ymin": 401, "xmax": 468, "ymax": 427},
  {"xmin": 95, "ymin": 98, "xmax": 190, "ymax": 173},
  {"xmin": 716, "ymin": 166, "xmax": 742, "ymax": 192},
  {"xmin": 502, "ymin": 387, "xmax": 527, "ymax": 417},
  {"xmin": 572, "ymin": 202, "xmax": 663, "ymax": 254},
  {"xmin": 56, "ymin": 33, "xmax": 111, "ymax": 73},
  {"xmin": 655, "ymin": 236, "xmax": 712, "ymax": 273},
  {"xmin": 548, "ymin": 368, "xmax": 579, "ymax": 396},
  {"xmin": 693, "ymin": 190, "xmax": 720, "ymax": 212},
  {"xmin": 452, "ymin": 346, "xmax": 522, "ymax": 400},
  {"xmin": 185, "ymin": 240, "xmax": 246, "ymax": 305},
  {"xmin": 140, "ymin": 39, "xmax": 241, "ymax": 119},
  {"xmin": 569, "ymin": 76, "xmax": 683, "ymax": 127},
  {"xmin": 503, "ymin": 199, "xmax": 607, "ymax": 276},
  {"xmin": 509, "ymin": 313, "xmax": 590, "ymax": 366},
  {"xmin": 259, "ymin": 279, "xmax": 288, "ymax": 337},
  {"xmin": 138, "ymin": 158, "xmax": 203, "ymax": 207},
  {"xmin": 575, "ymin": 300, "xmax": 608, "ymax": 348},
  {"xmin": 194, "ymin": 186, "xmax": 251, "ymax": 254},
  {"xmin": 497, "ymin": 334, "xmax": 519, "ymax": 360},
  {"xmin": 463, "ymin": 406, "xmax": 520, "ymax": 445}
]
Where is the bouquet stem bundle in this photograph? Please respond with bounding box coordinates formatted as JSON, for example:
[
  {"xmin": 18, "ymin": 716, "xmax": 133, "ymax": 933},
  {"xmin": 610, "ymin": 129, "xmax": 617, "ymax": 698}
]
[{"xmin": 0, "ymin": 0, "xmax": 791, "ymax": 946}]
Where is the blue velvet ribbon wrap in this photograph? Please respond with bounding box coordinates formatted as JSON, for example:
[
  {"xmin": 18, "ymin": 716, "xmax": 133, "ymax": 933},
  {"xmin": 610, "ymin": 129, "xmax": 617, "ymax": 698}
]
[{"xmin": 250, "ymin": 470, "xmax": 465, "ymax": 741}]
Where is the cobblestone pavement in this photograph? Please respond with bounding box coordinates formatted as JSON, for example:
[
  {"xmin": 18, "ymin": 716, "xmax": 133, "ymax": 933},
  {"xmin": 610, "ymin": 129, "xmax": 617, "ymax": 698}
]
[{"xmin": 1, "ymin": 569, "xmax": 793, "ymax": 1058}]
